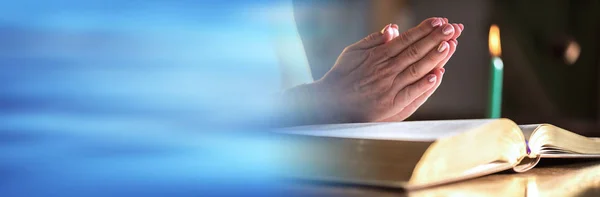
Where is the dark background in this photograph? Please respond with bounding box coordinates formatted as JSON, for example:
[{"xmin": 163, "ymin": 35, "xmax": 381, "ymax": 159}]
[{"xmin": 292, "ymin": 0, "xmax": 600, "ymax": 136}]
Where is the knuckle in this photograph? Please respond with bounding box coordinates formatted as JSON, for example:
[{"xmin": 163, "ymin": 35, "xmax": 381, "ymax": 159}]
[
  {"xmin": 425, "ymin": 17, "xmax": 438, "ymax": 23},
  {"xmin": 426, "ymin": 52, "xmax": 440, "ymax": 62},
  {"xmin": 390, "ymin": 57, "xmax": 407, "ymax": 73},
  {"xmin": 379, "ymin": 97, "xmax": 391, "ymax": 108},
  {"xmin": 406, "ymin": 45, "xmax": 420, "ymax": 59},
  {"xmin": 414, "ymin": 26, "xmax": 426, "ymax": 36},
  {"xmin": 399, "ymin": 32, "xmax": 412, "ymax": 45},
  {"xmin": 383, "ymin": 67, "xmax": 399, "ymax": 82},
  {"xmin": 365, "ymin": 83, "xmax": 392, "ymax": 107},
  {"xmin": 372, "ymin": 94, "xmax": 390, "ymax": 108},
  {"xmin": 343, "ymin": 46, "xmax": 352, "ymax": 52},
  {"xmin": 362, "ymin": 33, "xmax": 377, "ymax": 43},
  {"xmin": 367, "ymin": 49, "xmax": 377, "ymax": 59},
  {"xmin": 375, "ymin": 66, "xmax": 389, "ymax": 79},
  {"xmin": 382, "ymin": 47, "xmax": 392, "ymax": 60},
  {"xmin": 408, "ymin": 65, "xmax": 420, "ymax": 78},
  {"xmin": 373, "ymin": 70, "xmax": 383, "ymax": 81},
  {"xmin": 362, "ymin": 35, "xmax": 373, "ymax": 43},
  {"xmin": 373, "ymin": 79, "xmax": 389, "ymax": 94}
]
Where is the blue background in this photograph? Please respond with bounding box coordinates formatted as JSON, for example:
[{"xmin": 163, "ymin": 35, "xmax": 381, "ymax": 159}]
[{"xmin": 0, "ymin": 0, "xmax": 294, "ymax": 196}]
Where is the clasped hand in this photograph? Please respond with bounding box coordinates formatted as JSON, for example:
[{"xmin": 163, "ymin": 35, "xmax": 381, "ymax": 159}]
[{"xmin": 285, "ymin": 17, "xmax": 463, "ymax": 124}]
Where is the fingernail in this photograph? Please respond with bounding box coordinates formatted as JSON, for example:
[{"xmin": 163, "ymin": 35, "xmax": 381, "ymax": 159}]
[
  {"xmin": 437, "ymin": 41, "xmax": 449, "ymax": 52},
  {"xmin": 453, "ymin": 23, "xmax": 462, "ymax": 32},
  {"xmin": 442, "ymin": 24, "xmax": 454, "ymax": 35},
  {"xmin": 440, "ymin": 68, "xmax": 446, "ymax": 74},
  {"xmin": 384, "ymin": 25, "xmax": 393, "ymax": 36},
  {"xmin": 459, "ymin": 23, "xmax": 464, "ymax": 31},
  {"xmin": 381, "ymin": 24, "xmax": 391, "ymax": 34},
  {"xmin": 431, "ymin": 18, "xmax": 442, "ymax": 27},
  {"xmin": 390, "ymin": 23, "xmax": 399, "ymax": 34},
  {"xmin": 427, "ymin": 75, "xmax": 437, "ymax": 83},
  {"xmin": 387, "ymin": 26, "xmax": 395, "ymax": 36}
]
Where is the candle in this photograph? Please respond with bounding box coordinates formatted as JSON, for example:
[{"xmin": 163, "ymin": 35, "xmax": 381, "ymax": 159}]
[{"xmin": 487, "ymin": 24, "xmax": 503, "ymax": 118}]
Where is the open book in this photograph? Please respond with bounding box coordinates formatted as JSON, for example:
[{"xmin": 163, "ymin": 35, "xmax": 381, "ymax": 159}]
[{"xmin": 273, "ymin": 119, "xmax": 600, "ymax": 190}]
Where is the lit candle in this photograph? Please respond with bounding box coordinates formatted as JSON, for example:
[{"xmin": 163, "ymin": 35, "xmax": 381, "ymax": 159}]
[{"xmin": 487, "ymin": 24, "xmax": 503, "ymax": 118}]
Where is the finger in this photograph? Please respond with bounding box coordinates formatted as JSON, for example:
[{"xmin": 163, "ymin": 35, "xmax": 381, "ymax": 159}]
[
  {"xmin": 392, "ymin": 25, "xmax": 400, "ymax": 39},
  {"xmin": 443, "ymin": 18, "xmax": 449, "ymax": 24},
  {"xmin": 389, "ymin": 24, "xmax": 455, "ymax": 69},
  {"xmin": 436, "ymin": 39, "xmax": 457, "ymax": 68},
  {"xmin": 458, "ymin": 23, "xmax": 464, "ymax": 31},
  {"xmin": 390, "ymin": 41, "xmax": 450, "ymax": 94},
  {"xmin": 390, "ymin": 73, "xmax": 438, "ymax": 115},
  {"xmin": 381, "ymin": 24, "xmax": 396, "ymax": 43},
  {"xmin": 389, "ymin": 24, "xmax": 400, "ymax": 41},
  {"xmin": 373, "ymin": 17, "xmax": 444, "ymax": 62},
  {"xmin": 380, "ymin": 23, "xmax": 392, "ymax": 34},
  {"xmin": 365, "ymin": 39, "xmax": 448, "ymax": 90},
  {"xmin": 379, "ymin": 68, "xmax": 444, "ymax": 122},
  {"xmin": 347, "ymin": 24, "xmax": 394, "ymax": 50},
  {"xmin": 450, "ymin": 23, "xmax": 462, "ymax": 41}
]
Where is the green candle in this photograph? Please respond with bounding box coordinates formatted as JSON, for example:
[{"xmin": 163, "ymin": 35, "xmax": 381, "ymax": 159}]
[
  {"xmin": 487, "ymin": 24, "xmax": 503, "ymax": 118},
  {"xmin": 487, "ymin": 56, "xmax": 503, "ymax": 118}
]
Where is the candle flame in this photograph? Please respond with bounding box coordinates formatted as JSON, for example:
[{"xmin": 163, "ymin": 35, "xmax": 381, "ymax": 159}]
[
  {"xmin": 564, "ymin": 40, "xmax": 580, "ymax": 65},
  {"xmin": 489, "ymin": 24, "xmax": 501, "ymax": 57}
]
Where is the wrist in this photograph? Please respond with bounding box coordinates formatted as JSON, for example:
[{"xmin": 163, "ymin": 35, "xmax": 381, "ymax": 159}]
[
  {"xmin": 304, "ymin": 79, "xmax": 350, "ymax": 124},
  {"xmin": 280, "ymin": 80, "xmax": 348, "ymax": 125}
]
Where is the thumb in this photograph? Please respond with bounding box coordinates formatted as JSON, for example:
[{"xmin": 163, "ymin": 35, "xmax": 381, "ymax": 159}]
[{"xmin": 347, "ymin": 24, "xmax": 395, "ymax": 50}]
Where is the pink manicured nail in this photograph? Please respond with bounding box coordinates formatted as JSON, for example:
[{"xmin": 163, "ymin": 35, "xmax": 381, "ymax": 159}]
[
  {"xmin": 453, "ymin": 23, "xmax": 462, "ymax": 32},
  {"xmin": 442, "ymin": 24, "xmax": 454, "ymax": 35},
  {"xmin": 458, "ymin": 23, "xmax": 464, "ymax": 31},
  {"xmin": 384, "ymin": 25, "xmax": 394, "ymax": 36},
  {"xmin": 431, "ymin": 18, "xmax": 442, "ymax": 27},
  {"xmin": 437, "ymin": 41, "xmax": 449, "ymax": 52},
  {"xmin": 427, "ymin": 75, "xmax": 437, "ymax": 83},
  {"xmin": 381, "ymin": 23, "xmax": 391, "ymax": 34}
]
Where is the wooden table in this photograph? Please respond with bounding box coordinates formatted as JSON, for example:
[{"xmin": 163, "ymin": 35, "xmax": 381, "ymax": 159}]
[{"xmin": 283, "ymin": 161, "xmax": 600, "ymax": 196}]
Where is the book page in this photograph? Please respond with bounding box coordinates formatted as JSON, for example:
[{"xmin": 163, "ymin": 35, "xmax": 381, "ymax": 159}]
[
  {"xmin": 408, "ymin": 119, "xmax": 526, "ymax": 188},
  {"xmin": 529, "ymin": 124, "xmax": 600, "ymax": 155},
  {"xmin": 540, "ymin": 153, "xmax": 600, "ymax": 158},
  {"xmin": 277, "ymin": 119, "xmax": 497, "ymax": 142},
  {"xmin": 518, "ymin": 124, "xmax": 542, "ymax": 140}
]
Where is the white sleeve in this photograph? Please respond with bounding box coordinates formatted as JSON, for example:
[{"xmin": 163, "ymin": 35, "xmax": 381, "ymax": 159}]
[{"xmin": 268, "ymin": 0, "xmax": 315, "ymax": 90}]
